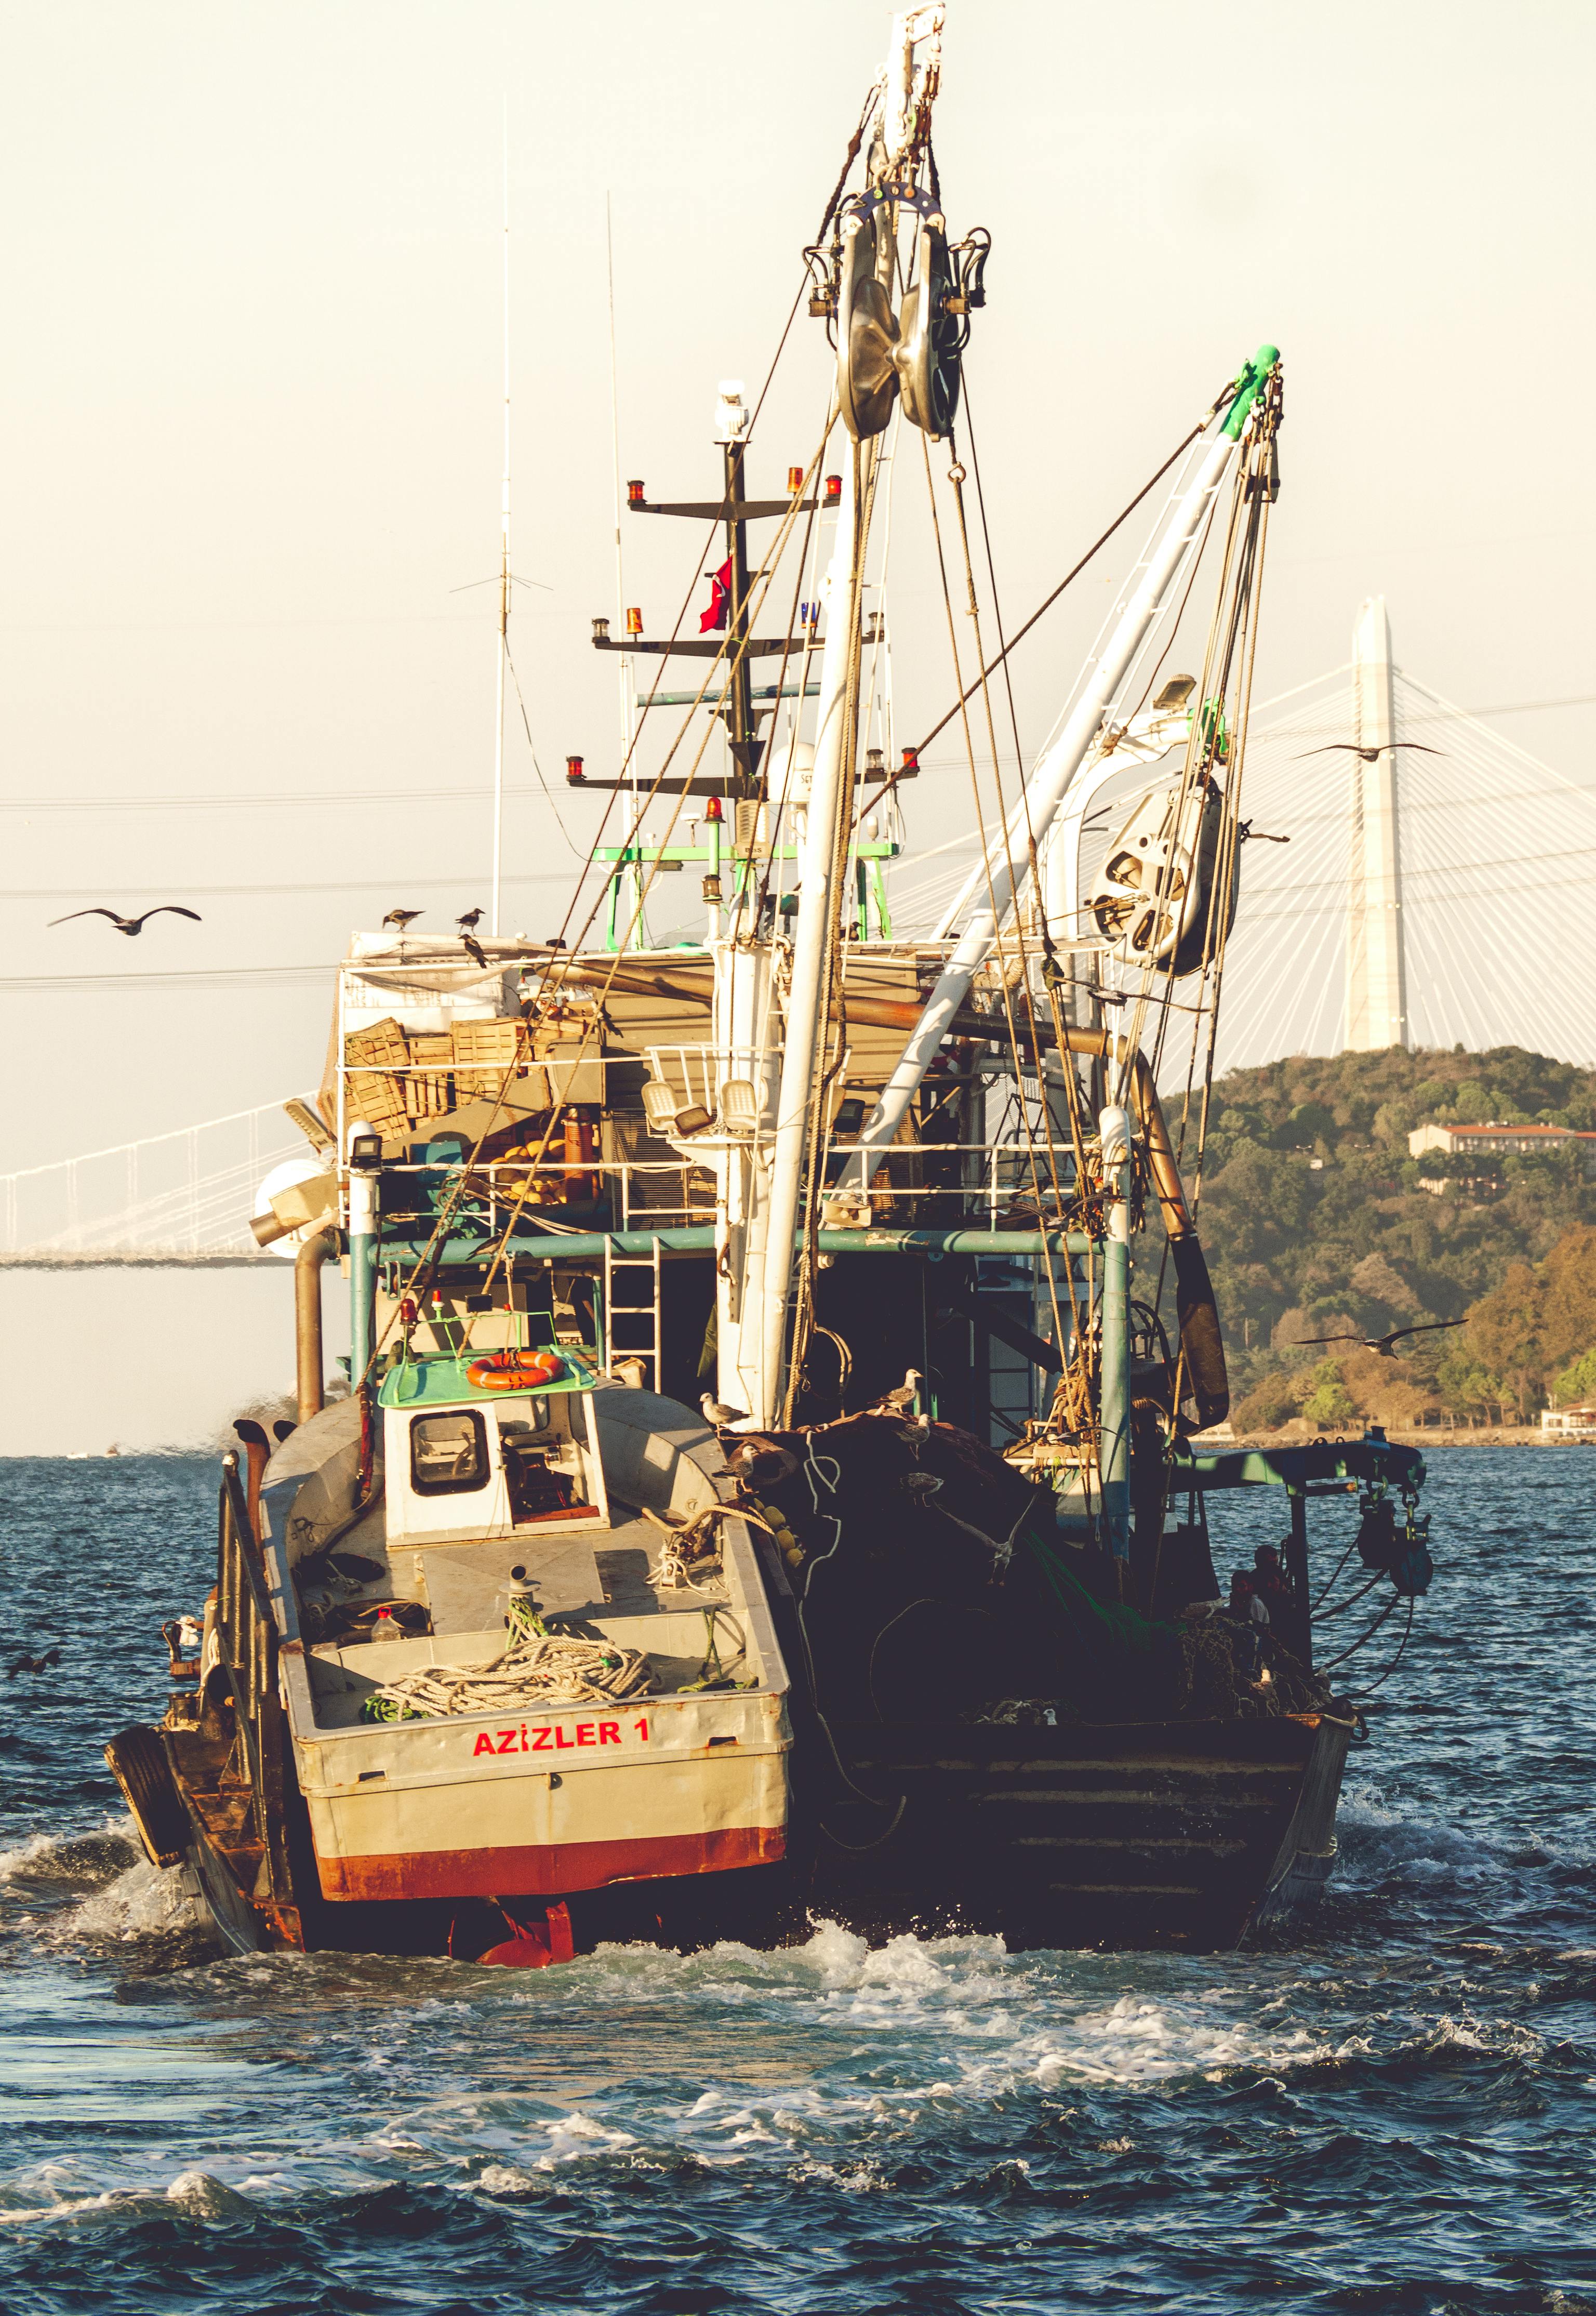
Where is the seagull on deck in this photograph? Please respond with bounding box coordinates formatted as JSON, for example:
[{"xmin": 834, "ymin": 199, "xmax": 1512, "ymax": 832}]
[
  {"xmin": 1287, "ymin": 1319, "xmax": 1464, "ymax": 1359},
  {"xmin": 457, "ymin": 906, "xmax": 484, "ymax": 934},
  {"xmin": 382, "ymin": 907, "xmax": 423, "ymax": 931},
  {"xmin": 1293, "ymin": 743, "xmax": 1443, "ymax": 764},
  {"xmin": 872, "ymin": 1368, "xmax": 924, "ymax": 1413},
  {"xmin": 48, "ymin": 906, "xmax": 201, "ymax": 936},
  {"xmin": 701, "ymin": 1394, "xmax": 749, "ymax": 1428}
]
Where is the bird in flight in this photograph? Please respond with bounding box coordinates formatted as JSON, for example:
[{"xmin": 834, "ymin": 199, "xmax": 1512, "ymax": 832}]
[
  {"xmin": 457, "ymin": 906, "xmax": 484, "ymax": 934},
  {"xmin": 462, "ymin": 934, "xmax": 488, "ymax": 969},
  {"xmin": 1293, "ymin": 742, "xmax": 1444, "ymax": 764},
  {"xmin": 382, "ymin": 907, "xmax": 423, "ymax": 931},
  {"xmin": 1289, "ymin": 1319, "xmax": 1464, "ymax": 1359},
  {"xmin": 48, "ymin": 905, "xmax": 201, "ymax": 936},
  {"xmin": 7, "ymin": 1646, "xmax": 62, "ymax": 1677}
]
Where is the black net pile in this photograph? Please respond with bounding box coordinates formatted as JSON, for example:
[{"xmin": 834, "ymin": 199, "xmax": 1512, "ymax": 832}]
[{"xmin": 735, "ymin": 1413, "xmax": 1328, "ymax": 1727}]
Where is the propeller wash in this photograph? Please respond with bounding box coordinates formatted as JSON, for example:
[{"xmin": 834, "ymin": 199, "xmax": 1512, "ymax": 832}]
[{"xmin": 106, "ymin": 6, "xmax": 1437, "ymax": 1966}]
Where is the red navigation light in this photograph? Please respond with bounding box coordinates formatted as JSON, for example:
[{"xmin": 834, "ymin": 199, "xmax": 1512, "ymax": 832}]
[
  {"xmin": 626, "ymin": 606, "xmax": 644, "ymax": 635},
  {"xmin": 627, "ymin": 480, "xmax": 645, "ymax": 506},
  {"xmin": 704, "ymin": 794, "xmax": 723, "ymax": 822},
  {"xmin": 824, "ymin": 474, "xmax": 842, "ymax": 504},
  {"xmin": 787, "ymin": 465, "xmax": 804, "ymax": 494},
  {"xmin": 565, "ymin": 755, "xmax": 586, "ymax": 785},
  {"xmin": 900, "ymin": 745, "xmax": 920, "ymax": 775}
]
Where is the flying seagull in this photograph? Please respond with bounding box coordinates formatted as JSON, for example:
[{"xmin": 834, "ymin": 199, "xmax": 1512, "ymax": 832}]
[
  {"xmin": 1293, "ymin": 743, "xmax": 1444, "ymax": 764},
  {"xmin": 48, "ymin": 906, "xmax": 201, "ymax": 936},
  {"xmin": 382, "ymin": 907, "xmax": 423, "ymax": 931},
  {"xmin": 1289, "ymin": 1319, "xmax": 1465, "ymax": 1359},
  {"xmin": 7, "ymin": 1647, "xmax": 62, "ymax": 1677},
  {"xmin": 457, "ymin": 906, "xmax": 484, "ymax": 933},
  {"xmin": 462, "ymin": 934, "xmax": 488, "ymax": 969}
]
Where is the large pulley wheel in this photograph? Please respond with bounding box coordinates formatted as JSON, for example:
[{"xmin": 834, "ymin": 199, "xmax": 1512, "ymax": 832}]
[
  {"xmin": 836, "ymin": 195, "xmax": 900, "ymax": 443},
  {"xmin": 896, "ymin": 218, "xmax": 961, "ymax": 439},
  {"xmin": 1086, "ymin": 780, "xmax": 1237, "ymax": 977}
]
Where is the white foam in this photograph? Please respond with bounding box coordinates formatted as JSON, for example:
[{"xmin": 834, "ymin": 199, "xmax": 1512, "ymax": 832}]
[
  {"xmin": 59, "ymin": 1857, "xmax": 198, "ymax": 1944},
  {"xmin": 165, "ymin": 2171, "xmax": 255, "ymax": 2219},
  {"xmin": 0, "ymin": 1821, "xmax": 136, "ymax": 1891}
]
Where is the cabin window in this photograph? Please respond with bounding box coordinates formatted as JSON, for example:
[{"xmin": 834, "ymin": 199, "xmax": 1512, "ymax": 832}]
[
  {"xmin": 409, "ymin": 1409, "xmax": 490, "ymax": 1496},
  {"xmin": 498, "ymin": 1396, "xmax": 552, "ymax": 1439}
]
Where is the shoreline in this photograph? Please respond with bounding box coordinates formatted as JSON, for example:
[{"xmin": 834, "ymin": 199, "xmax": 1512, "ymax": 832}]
[{"xmin": 1211, "ymin": 1425, "xmax": 1578, "ymax": 1451}]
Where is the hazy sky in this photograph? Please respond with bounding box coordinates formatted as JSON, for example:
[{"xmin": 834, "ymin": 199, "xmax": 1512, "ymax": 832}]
[{"xmin": 2, "ymin": 1, "xmax": 1592, "ymax": 1442}]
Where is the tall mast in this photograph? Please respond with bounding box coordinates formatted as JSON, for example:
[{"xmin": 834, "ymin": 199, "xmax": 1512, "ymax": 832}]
[
  {"xmin": 756, "ymin": 451, "xmax": 865, "ymax": 1420},
  {"xmin": 756, "ymin": 5, "xmax": 945, "ymax": 1422},
  {"xmin": 491, "ymin": 106, "xmax": 510, "ymax": 937},
  {"xmin": 605, "ymin": 195, "xmax": 634, "ymax": 801}
]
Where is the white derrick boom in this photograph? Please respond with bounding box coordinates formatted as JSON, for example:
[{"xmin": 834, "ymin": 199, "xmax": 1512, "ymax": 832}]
[{"xmin": 837, "ymin": 372, "xmax": 1272, "ymax": 1192}]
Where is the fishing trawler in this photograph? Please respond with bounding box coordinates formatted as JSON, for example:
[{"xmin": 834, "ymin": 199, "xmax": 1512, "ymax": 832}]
[{"xmin": 107, "ymin": 5, "xmax": 1435, "ymax": 1963}]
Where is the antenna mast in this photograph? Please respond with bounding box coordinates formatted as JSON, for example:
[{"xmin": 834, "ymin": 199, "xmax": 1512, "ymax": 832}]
[
  {"xmin": 491, "ymin": 106, "xmax": 510, "ymax": 936},
  {"xmin": 605, "ymin": 195, "xmax": 633, "ymax": 796}
]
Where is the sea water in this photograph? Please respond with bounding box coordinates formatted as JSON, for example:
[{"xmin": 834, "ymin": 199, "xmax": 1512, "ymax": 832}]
[{"xmin": 1, "ymin": 1450, "xmax": 1592, "ymax": 2314}]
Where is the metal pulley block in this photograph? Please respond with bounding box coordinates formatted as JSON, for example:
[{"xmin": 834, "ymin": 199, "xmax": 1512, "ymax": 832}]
[
  {"xmin": 836, "ymin": 193, "xmax": 901, "ymax": 442},
  {"xmin": 1086, "ymin": 779, "xmax": 1238, "ymax": 977},
  {"xmin": 895, "ymin": 210, "xmax": 961, "ymax": 439},
  {"xmin": 835, "ymin": 188, "xmax": 990, "ymax": 443}
]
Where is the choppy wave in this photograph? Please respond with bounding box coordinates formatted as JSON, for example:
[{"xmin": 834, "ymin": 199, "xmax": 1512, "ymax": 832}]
[{"xmin": 2, "ymin": 1448, "xmax": 1593, "ymax": 2314}]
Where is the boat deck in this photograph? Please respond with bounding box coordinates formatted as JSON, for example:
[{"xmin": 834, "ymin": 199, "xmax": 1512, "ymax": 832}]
[{"xmin": 296, "ymin": 1503, "xmax": 742, "ymax": 1731}]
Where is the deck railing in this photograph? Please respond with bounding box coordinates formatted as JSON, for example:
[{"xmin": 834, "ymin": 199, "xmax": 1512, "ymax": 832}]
[
  {"xmin": 217, "ymin": 1452, "xmax": 292, "ymax": 1903},
  {"xmin": 376, "ymin": 1144, "xmax": 1080, "ymax": 1235}
]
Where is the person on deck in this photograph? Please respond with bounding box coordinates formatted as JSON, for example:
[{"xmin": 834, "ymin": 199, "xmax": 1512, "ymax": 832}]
[
  {"xmin": 1229, "ymin": 1569, "xmax": 1269, "ymax": 1625},
  {"xmin": 1252, "ymin": 1544, "xmax": 1295, "ymax": 1620}
]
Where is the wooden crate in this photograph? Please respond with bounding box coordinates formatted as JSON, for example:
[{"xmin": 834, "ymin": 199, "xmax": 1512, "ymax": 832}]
[
  {"xmin": 451, "ymin": 1016, "xmax": 526, "ymax": 1098},
  {"xmin": 343, "ymin": 1016, "xmax": 409, "ymax": 1132},
  {"xmin": 405, "ymin": 1033, "xmax": 455, "ymax": 1121}
]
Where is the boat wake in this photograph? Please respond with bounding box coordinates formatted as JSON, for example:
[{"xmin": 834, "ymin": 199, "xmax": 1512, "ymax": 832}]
[{"xmin": 0, "ymin": 1817, "xmax": 212, "ymax": 1965}]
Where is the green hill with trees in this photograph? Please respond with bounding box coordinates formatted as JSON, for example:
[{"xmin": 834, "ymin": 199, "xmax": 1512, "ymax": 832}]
[{"xmin": 1176, "ymin": 1044, "xmax": 1596, "ymax": 1429}]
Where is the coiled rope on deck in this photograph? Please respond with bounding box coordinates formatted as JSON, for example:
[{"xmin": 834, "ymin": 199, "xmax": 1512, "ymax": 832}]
[{"xmin": 364, "ymin": 1626, "xmax": 654, "ymax": 1724}]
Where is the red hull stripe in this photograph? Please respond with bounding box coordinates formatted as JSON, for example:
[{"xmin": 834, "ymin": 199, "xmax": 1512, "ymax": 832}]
[{"xmin": 315, "ymin": 1822, "xmax": 786, "ymax": 1903}]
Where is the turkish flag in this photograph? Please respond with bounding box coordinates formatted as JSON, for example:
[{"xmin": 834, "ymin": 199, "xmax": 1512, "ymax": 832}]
[{"xmin": 699, "ymin": 558, "xmax": 733, "ymax": 633}]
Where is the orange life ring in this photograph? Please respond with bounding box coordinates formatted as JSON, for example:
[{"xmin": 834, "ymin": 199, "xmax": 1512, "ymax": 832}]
[{"xmin": 466, "ymin": 1349, "xmax": 563, "ymax": 1392}]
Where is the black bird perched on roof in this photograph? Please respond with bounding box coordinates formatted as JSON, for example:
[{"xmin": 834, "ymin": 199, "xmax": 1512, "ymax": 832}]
[
  {"xmin": 1288, "ymin": 1318, "xmax": 1465, "ymax": 1359},
  {"xmin": 8, "ymin": 1647, "xmax": 62, "ymax": 1677},
  {"xmin": 462, "ymin": 934, "xmax": 488, "ymax": 969},
  {"xmin": 457, "ymin": 906, "xmax": 484, "ymax": 934},
  {"xmin": 382, "ymin": 907, "xmax": 423, "ymax": 931},
  {"xmin": 1293, "ymin": 743, "xmax": 1444, "ymax": 764},
  {"xmin": 48, "ymin": 906, "xmax": 201, "ymax": 936}
]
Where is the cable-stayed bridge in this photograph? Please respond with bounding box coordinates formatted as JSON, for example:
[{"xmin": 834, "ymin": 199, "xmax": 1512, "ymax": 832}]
[
  {"xmin": 892, "ymin": 602, "xmax": 1595, "ymax": 1073},
  {"xmin": 5, "ymin": 606, "xmax": 1589, "ymax": 1265}
]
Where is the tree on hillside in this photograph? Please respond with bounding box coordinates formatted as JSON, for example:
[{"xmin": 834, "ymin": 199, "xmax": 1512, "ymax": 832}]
[
  {"xmin": 1176, "ymin": 1046, "xmax": 1596, "ymax": 1423},
  {"xmin": 1443, "ymin": 1223, "xmax": 1596, "ymax": 1419}
]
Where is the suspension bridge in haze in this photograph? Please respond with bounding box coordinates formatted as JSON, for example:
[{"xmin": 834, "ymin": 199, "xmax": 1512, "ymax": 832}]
[
  {"xmin": 5, "ymin": 602, "xmax": 1590, "ymax": 1266},
  {"xmin": 0, "ymin": 1102, "xmax": 302, "ymax": 1269}
]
